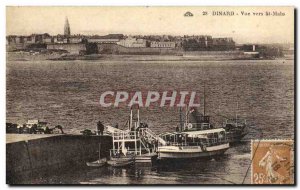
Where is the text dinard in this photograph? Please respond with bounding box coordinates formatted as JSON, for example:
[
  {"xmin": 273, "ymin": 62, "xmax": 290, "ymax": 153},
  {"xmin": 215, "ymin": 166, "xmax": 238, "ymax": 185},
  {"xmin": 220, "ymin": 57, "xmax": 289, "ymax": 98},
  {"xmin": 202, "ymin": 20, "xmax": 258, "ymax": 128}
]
[{"xmin": 212, "ymin": 11, "xmax": 285, "ymax": 16}]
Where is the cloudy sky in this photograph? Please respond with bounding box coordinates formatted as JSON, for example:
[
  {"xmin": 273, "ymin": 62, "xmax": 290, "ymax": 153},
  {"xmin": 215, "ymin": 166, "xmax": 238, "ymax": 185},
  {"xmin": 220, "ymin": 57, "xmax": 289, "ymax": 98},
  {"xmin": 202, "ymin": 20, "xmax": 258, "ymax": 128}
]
[{"xmin": 7, "ymin": 6, "xmax": 294, "ymax": 44}]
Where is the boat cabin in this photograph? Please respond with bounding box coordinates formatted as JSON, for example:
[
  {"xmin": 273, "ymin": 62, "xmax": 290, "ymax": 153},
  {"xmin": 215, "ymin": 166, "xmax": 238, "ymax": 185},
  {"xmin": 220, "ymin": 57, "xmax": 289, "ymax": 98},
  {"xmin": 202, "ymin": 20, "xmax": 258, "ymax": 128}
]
[
  {"xmin": 183, "ymin": 115, "xmax": 214, "ymax": 131},
  {"xmin": 160, "ymin": 128, "xmax": 227, "ymax": 147},
  {"xmin": 222, "ymin": 118, "xmax": 246, "ymax": 132}
]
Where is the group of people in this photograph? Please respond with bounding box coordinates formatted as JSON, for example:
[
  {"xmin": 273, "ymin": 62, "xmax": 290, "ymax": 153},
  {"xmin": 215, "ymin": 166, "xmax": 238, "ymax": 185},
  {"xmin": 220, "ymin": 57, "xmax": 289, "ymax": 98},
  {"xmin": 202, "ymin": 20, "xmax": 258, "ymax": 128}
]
[{"xmin": 6, "ymin": 123, "xmax": 64, "ymax": 134}]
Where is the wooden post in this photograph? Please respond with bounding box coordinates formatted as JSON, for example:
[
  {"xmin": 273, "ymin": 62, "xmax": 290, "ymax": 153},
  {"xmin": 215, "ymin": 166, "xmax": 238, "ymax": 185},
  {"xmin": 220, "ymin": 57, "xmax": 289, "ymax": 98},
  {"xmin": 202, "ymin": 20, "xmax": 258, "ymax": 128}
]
[
  {"xmin": 130, "ymin": 108, "xmax": 133, "ymax": 130},
  {"xmin": 112, "ymin": 133, "xmax": 115, "ymax": 153},
  {"xmin": 139, "ymin": 140, "xmax": 142, "ymax": 155},
  {"xmin": 137, "ymin": 107, "xmax": 140, "ymax": 127}
]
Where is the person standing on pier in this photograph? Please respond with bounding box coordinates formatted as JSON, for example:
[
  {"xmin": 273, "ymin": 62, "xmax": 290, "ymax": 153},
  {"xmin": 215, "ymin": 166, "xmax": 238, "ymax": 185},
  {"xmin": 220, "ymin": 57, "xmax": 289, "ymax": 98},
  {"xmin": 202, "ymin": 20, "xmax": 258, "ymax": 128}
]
[{"xmin": 97, "ymin": 121, "xmax": 104, "ymax": 135}]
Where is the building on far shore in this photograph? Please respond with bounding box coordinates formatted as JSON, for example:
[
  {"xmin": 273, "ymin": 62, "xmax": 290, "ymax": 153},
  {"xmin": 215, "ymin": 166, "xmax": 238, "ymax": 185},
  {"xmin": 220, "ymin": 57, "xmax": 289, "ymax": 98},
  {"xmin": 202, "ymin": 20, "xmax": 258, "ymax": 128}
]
[
  {"xmin": 69, "ymin": 36, "xmax": 83, "ymax": 43},
  {"xmin": 43, "ymin": 36, "xmax": 53, "ymax": 44},
  {"xmin": 212, "ymin": 37, "xmax": 235, "ymax": 50},
  {"xmin": 88, "ymin": 38, "xmax": 120, "ymax": 44},
  {"xmin": 150, "ymin": 41, "xmax": 176, "ymax": 48},
  {"xmin": 6, "ymin": 18, "xmax": 243, "ymax": 54},
  {"xmin": 117, "ymin": 37, "xmax": 146, "ymax": 48},
  {"xmin": 183, "ymin": 35, "xmax": 213, "ymax": 49},
  {"xmin": 87, "ymin": 34, "xmax": 124, "ymax": 44}
]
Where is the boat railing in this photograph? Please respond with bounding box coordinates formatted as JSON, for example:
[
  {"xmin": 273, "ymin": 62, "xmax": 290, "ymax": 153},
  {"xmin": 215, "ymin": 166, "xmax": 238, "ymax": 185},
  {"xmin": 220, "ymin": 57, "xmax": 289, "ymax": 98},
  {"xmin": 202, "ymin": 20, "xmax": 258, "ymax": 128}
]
[
  {"xmin": 164, "ymin": 142, "xmax": 210, "ymax": 148},
  {"xmin": 112, "ymin": 131, "xmax": 137, "ymax": 140},
  {"xmin": 109, "ymin": 147, "xmax": 155, "ymax": 157},
  {"xmin": 138, "ymin": 128, "xmax": 167, "ymax": 145},
  {"xmin": 224, "ymin": 119, "xmax": 246, "ymax": 126},
  {"xmin": 109, "ymin": 149, "xmax": 135, "ymax": 157},
  {"xmin": 183, "ymin": 122, "xmax": 213, "ymax": 131},
  {"xmin": 164, "ymin": 137, "xmax": 228, "ymax": 147}
]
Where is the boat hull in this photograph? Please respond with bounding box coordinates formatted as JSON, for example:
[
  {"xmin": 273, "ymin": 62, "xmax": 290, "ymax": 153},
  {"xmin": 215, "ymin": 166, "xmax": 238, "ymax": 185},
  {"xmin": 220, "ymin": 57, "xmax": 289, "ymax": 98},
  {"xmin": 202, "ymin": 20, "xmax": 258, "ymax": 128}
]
[
  {"xmin": 107, "ymin": 160, "xmax": 134, "ymax": 167},
  {"xmin": 135, "ymin": 153, "xmax": 158, "ymax": 163},
  {"xmin": 226, "ymin": 132, "xmax": 247, "ymax": 144},
  {"xmin": 157, "ymin": 143, "xmax": 229, "ymax": 160},
  {"xmin": 86, "ymin": 162, "xmax": 106, "ymax": 167},
  {"xmin": 107, "ymin": 157, "xmax": 135, "ymax": 167},
  {"xmin": 86, "ymin": 158, "xmax": 107, "ymax": 167}
]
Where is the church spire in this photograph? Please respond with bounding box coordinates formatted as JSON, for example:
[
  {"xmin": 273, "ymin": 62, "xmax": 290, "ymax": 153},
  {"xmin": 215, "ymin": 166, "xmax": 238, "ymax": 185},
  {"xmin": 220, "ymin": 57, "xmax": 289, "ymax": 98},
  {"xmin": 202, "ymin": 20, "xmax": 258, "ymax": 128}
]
[{"xmin": 64, "ymin": 17, "xmax": 71, "ymax": 36}]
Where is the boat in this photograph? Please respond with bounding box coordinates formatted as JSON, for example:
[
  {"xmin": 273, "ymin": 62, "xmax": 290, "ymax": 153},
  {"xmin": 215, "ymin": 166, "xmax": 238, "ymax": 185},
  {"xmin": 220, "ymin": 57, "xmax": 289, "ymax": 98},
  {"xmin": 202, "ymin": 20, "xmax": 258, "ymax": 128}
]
[
  {"xmin": 158, "ymin": 115, "xmax": 230, "ymax": 160},
  {"xmin": 86, "ymin": 158, "xmax": 107, "ymax": 167},
  {"xmin": 86, "ymin": 143, "xmax": 107, "ymax": 167},
  {"xmin": 222, "ymin": 118, "xmax": 248, "ymax": 143},
  {"xmin": 188, "ymin": 88, "xmax": 248, "ymax": 144},
  {"xmin": 190, "ymin": 107, "xmax": 248, "ymax": 143},
  {"xmin": 107, "ymin": 156, "xmax": 135, "ymax": 167},
  {"xmin": 157, "ymin": 95, "xmax": 230, "ymax": 160},
  {"xmin": 221, "ymin": 101, "xmax": 248, "ymax": 143}
]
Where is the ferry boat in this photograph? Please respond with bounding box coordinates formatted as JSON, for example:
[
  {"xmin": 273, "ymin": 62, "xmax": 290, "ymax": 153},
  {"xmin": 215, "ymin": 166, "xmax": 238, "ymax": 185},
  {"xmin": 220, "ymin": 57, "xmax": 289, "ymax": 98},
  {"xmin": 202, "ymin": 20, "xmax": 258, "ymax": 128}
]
[
  {"xmin": 222, "ymin": 118, "xmax": 248, "ymax": 143},
  {"xmin": 190, "ymin": 107, "xmax": 248, "ymax": 144},
  {"xmin": 188, "ymin": 89, "xmax": 248, "ymax": 144},
  {"xmin": 157, "ymin": 113, "xmax": 230, "ymax": 160}
]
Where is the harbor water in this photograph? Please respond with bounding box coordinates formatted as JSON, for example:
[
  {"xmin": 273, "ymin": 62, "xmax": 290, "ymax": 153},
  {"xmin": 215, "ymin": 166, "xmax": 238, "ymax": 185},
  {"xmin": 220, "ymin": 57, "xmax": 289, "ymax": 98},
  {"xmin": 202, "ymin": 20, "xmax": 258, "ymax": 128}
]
[{"xmin": 6, "ymin": 54, "xmax": 294, "ymax": 184}]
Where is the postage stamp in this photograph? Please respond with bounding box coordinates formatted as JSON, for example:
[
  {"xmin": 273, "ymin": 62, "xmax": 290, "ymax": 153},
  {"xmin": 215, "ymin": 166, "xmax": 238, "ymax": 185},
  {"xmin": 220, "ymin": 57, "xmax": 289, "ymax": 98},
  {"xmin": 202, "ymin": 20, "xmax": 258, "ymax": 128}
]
[{"xmin": 251, "ymin": 139, "xmax": 294, "ymax": 184}]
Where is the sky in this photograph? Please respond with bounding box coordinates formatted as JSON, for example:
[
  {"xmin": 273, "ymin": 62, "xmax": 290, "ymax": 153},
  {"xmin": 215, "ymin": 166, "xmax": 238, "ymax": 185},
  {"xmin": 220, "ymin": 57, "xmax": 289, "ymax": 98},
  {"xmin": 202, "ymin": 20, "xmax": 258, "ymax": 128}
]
[{"xmin": 6, "ymin": 6, "xmax": 294, "ymax": 44}]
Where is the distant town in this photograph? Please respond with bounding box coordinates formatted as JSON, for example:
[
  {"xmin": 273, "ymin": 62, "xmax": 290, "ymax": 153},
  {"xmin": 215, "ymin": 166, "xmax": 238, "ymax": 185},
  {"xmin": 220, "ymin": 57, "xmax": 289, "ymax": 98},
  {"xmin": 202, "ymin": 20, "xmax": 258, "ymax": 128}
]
[{"xmin": 6, "ymin": 18, "xmax": 293, "ymax": 59}]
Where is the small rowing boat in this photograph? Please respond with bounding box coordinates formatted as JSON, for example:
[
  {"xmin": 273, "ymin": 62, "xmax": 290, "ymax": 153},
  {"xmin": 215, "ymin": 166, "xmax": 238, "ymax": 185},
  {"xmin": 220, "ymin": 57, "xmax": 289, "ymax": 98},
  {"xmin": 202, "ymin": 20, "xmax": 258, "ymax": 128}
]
[
  {"xmin": 107, "ymin": 156, "xmax": 134, "ymax": 167},
  {"xmin": 86, "ymin": 158, "xmax": 107, "ymax": 167},
  {"xmin": 86, "ymin": 143, "xmax": 107, "ymax": 167}
]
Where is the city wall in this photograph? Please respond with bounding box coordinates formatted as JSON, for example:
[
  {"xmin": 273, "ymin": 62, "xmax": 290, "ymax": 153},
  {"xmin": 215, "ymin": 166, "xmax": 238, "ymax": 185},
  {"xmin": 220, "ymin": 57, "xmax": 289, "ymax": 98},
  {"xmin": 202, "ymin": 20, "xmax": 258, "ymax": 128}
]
[
  {"xmin": 6, "ymin": 44, "xmax": 29, "ymax": 52},
  {"xmin": 46, "ymin": 43, "xmax": 87, "ymax": 54},
  {"xmin": 97, "ymin": 44, "xmax": 183, "ymax": 55},
  {"xmin": 97, "ymin": 44, "xmax": 258, "ymax": 59},
  {"xmin": 7, "ymin": 42, "xmax": 259, "ymax": 60},
  {"xmin": 183, "ymin": 50, "xmax": 258, "ymax": 60}
]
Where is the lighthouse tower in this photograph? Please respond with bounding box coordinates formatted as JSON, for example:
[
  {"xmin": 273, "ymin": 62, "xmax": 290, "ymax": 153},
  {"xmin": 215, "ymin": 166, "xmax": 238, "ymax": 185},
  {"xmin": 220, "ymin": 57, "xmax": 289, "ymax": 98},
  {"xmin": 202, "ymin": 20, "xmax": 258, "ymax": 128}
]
[{"xmin": 64, "ymin": 17, "xmax": 71, "ymax": 36}]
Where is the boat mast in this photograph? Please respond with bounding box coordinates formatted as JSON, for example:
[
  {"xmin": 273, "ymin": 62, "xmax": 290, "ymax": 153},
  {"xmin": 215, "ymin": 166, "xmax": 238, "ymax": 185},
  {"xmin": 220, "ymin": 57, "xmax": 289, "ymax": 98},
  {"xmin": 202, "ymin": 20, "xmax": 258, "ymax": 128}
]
[
  {"xmin": 179, "ymin": 107, "xmax": 183, "ymax": 132},
  {"xmin": 203, "ymin": 84, "xmax": 206, "ymax": 116},
  {"xmin": 235, "ymin": 101, "xmax": 238, "ymax": 126},
  {"xmin": 185, "ymin": 105, "xmax": 189, "ymax": 130},
  {"xmin": 137, "ymin": 106, "xmax": 140, "ymax": 127},
  {"xmin": 130, "ymin": 107, "xmax": 133, "ymax": 130}
]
